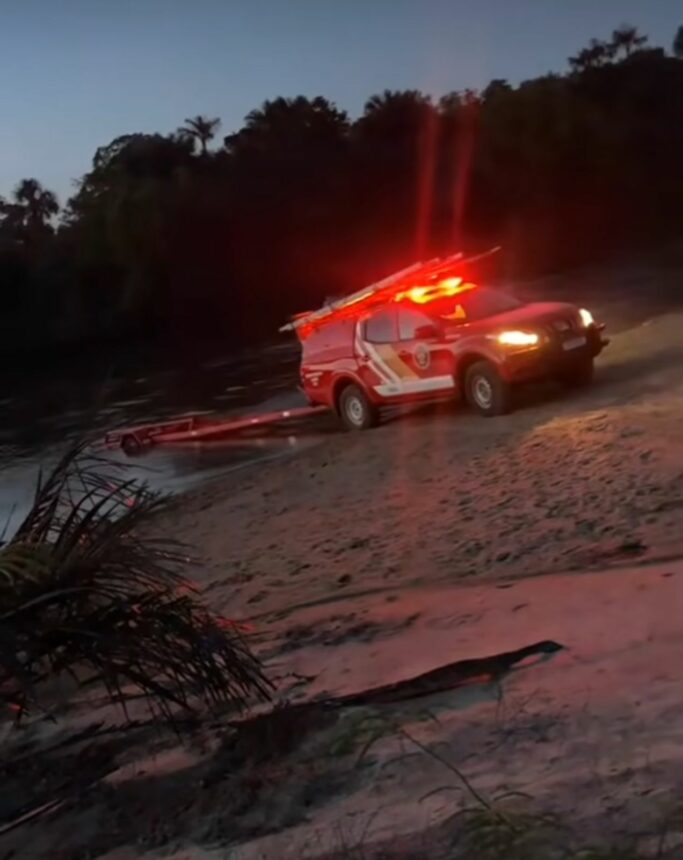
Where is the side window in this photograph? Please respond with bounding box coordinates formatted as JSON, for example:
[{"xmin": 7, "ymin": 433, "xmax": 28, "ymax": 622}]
[
  {"xmin": 364, "ymin": 310, "xmax": 397, "ymax": 343},
  {"xmin": 398, "ymin": 307, "xmax": 434, "ymax": 340}
]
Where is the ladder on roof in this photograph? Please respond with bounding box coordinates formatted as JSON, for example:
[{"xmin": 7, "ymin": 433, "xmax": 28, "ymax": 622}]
[{"xmin": 279, "ymin": 247, "xmax": 500, "ymax": 333}]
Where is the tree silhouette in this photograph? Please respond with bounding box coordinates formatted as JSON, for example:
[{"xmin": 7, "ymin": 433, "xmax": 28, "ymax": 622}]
[
  {"xmin": 14, "ymin": 179, "xmax": 59, "ymax": 227},
  {"xmin": 357, "ymin": 89, "xmax": 434, "ymax": 139},
  {"xmin": 610, "ymin": 24, "xmax": 647, "ymax": 59},
  {"xmin": 4, "ymin": 22, "xmax": 683, "ymax": 357},
  {"xmin": 569, "ymin": 38, "xmax": 614, "ymax": 72},
  {"xmin": 0, "ymin": 179, "xmax": 59, "ymax": 245},
  {"xmin": 0, "ymin": 195, "xmax": 22, "ymax": 235},
  {"xmin": 674, "ymin": 25, "xmax": 683, "ymax": 58},
  {"xmin": 178, "ymin": 115, "xmax": 221, "ymax": 155},
  {"xmin": 438, "ymin": 91, "xmax": 462, "ymax": 115},
  {"xmin": 224, "ymin": 96, "xmax": 348, "ymax": 158},
  {"xmin": 482, "ymin": 79, "xmax": 512, "ymax": 102}
]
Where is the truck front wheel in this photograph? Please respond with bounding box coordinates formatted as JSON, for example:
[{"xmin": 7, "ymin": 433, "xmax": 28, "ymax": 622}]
[{"xmin": 338, "ymin": 384, "xmax": 378, "ymax": 431}]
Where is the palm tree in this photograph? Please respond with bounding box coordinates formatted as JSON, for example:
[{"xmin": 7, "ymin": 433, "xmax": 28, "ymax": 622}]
[
  {"xmin": 569, "ymin": 39, "xmax": 614, "ymax": 72},
  {"xmin": 610, "ymin": 25, "xmax": 647, "ymax": 59},
  {"xmin": 0, "ymin": 443, "xmax": 272, "ymax": 720},
  {"xmin": 674, "ymin": 25, "xmax": 683, "ymax": 59},
  {"xmin": 178, "ymin": 115, "xmax": 221, "ymax": 155},
  {"xmin": 13, "ymin": 178, "xmax": 59, "ymax": 231}
]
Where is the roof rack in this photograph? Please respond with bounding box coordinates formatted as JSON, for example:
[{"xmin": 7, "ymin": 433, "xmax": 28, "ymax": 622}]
[{"xmin": 279, "ymin": 246, "xmax": 501, "ymax": 333}]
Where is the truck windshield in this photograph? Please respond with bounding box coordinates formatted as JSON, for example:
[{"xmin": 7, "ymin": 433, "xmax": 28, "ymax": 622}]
[{"xmin": 426, "ymin": 287, "xmax": 522, "ymax": 324}]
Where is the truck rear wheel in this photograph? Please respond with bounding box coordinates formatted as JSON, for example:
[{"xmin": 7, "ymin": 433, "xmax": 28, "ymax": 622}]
[
  {"xmin": 338, "ymin": 384, "xmax": 378, "ymax": 431},
  {"xmin": 464, "ymin": 361, "xmax": 512, "ymax": 417}
]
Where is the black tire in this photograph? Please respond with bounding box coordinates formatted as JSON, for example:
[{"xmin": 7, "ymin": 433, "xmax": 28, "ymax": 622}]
[
  {"xmin": 121, "ymin": 434, "xmax": 142, "ymax": 454},
  {"xmin": 559, "ymin": 358, "xmax": 594, "ymax": 388},
  {"xmin": 464, "ymin": 361, "xmax": 512, "ymax": 417},
  {"xmin": 338, "ymin": 384, "xmax": 378, "ymax": 431}
]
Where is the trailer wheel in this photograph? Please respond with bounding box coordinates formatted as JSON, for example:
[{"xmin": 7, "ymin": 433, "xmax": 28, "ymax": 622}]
[
  {"xmin": 338, "ymin": 384, "xmax": 378, "ymax": 431},
  {"xmin": 121, "ymin": 434, "xmax": 143, "ymax": 454}
]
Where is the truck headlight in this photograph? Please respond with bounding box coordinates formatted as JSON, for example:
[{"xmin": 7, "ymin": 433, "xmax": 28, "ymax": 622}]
[
  {"xmin": 497, "ymin": 330, "xmax": 539, "ymax": 347},
  {"xmin": 579, "ymin": 308, "xmax": 594, "ymax": 327}
]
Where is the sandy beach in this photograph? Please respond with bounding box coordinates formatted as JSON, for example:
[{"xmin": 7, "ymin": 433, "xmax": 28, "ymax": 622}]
[
  {"xmin": 162, "ymin": 308, "xmax": 683, "ymax": 625},
  {"xmin": 4, "ymin": 275, "xmax": 683, "ymax": 859}
]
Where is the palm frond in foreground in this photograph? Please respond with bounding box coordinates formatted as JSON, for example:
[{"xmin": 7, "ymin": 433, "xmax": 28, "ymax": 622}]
[{"xmin": 0, "ymin": 442, "xmax": 272, "ymax": 720}]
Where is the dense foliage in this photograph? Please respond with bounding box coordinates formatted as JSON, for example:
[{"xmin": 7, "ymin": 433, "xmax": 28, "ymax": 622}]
[
  {"xmin": 0, "ymin": 445, "xmax": 272, "ymax": 719},
  {"xmin": 2, "ymin": 25, "xmax": 683, "ymax": 356}
]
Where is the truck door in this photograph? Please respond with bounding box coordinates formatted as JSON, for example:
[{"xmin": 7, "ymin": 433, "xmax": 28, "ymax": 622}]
[
  {"xmin": 394, "ymin": 306, "xmax": 456, "ymax": 395},
  {"xmin": 358, "ymin": 306, "xmax": 455, "ymax": 399},
  {"xmin": 357, "ymin": 308, "xmax": 402, "ymax": 398}
]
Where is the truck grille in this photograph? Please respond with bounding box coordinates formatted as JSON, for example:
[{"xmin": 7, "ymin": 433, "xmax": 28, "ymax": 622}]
[{"xmin": 545, "ymin": 315, "xmax": 581, "ymax": 337}]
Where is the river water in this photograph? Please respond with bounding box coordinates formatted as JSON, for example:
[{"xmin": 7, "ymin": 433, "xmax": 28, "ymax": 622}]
[{"xmin": 0, "ymin": 339, "xmax": 336, "ymax": 536}]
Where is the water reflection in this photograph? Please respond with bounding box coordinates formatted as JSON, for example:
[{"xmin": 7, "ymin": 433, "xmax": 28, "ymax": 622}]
[{"xmin": 0, "ymin": 340, "xmax": 336, "ymax": 534}]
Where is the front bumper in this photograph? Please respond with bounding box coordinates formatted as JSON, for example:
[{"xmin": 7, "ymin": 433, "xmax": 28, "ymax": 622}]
[{"xmin": 500, "ymin": 325, "xmax": 608, "ymax": 383}]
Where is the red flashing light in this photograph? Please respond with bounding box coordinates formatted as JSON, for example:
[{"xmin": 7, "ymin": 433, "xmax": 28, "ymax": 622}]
[{"xmin": 395, "ymin": 278, "xmax": 478, "ymax": 305}]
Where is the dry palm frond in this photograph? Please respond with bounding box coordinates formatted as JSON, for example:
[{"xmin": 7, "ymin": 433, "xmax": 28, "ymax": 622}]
[{"xmin": 0, "ymin": 441, "xmax": 272, "ymax": 720}]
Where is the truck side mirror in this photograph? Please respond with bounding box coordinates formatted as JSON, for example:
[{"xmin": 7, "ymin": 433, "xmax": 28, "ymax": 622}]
[{"xmin": 415, "ymin": 323, "xmax": 440, "ymax": 340}]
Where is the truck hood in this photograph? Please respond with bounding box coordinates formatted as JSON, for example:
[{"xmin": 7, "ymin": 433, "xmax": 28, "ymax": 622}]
[{"xmin": 446, "ymin": 301, "xmax": 580, "ymax": 333}]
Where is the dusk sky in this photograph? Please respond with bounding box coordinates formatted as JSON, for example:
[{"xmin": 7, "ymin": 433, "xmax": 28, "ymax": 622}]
[{"xmin": 1, "ymin": 0, "xmax": 681, "ymax": 203}]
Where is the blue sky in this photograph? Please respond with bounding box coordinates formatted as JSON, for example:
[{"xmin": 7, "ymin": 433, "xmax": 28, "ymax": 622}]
[{"xmin": 1, "ymin": 0, "xmax": 681, "ymax": 203}]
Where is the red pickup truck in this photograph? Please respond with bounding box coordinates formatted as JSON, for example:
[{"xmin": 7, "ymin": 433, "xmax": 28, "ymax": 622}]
[{"xmin": 282, "ymin": 253, "xmax": 608, "ymax": 430}]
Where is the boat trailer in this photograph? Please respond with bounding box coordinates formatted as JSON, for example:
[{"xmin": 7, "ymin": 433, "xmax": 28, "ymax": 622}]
[{"xmin": 104, "ymin": 404, "xmax": 329, "ymax": 453}]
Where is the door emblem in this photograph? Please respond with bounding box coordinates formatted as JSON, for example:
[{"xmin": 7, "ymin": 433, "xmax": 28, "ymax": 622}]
[{"xmin": 414, "ymin": 343, "xmax": 431, "ymax": 370}]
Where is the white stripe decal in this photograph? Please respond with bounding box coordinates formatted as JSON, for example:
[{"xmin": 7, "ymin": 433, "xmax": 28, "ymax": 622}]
[
  {"xmin": 365, "ymin": 342, "xmax": 402, "ymax": 385},
  {"xmin": 354, "ymin": 322, "xmax": 394, "ymax": 386},
  {"xmin": 374, "ymin": 376, "xmax": 455, "ymax": 397}
]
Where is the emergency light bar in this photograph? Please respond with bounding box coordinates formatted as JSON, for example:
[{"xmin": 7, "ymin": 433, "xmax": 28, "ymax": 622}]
[{"xmin": 279, "ymin": 246, "xmax": 501, "ymax": 333}]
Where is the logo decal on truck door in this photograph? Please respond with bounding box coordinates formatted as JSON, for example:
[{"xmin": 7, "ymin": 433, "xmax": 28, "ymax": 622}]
[{"xmin": 414, "ymin": 343, "xmax": 431, "ymax": 370}]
